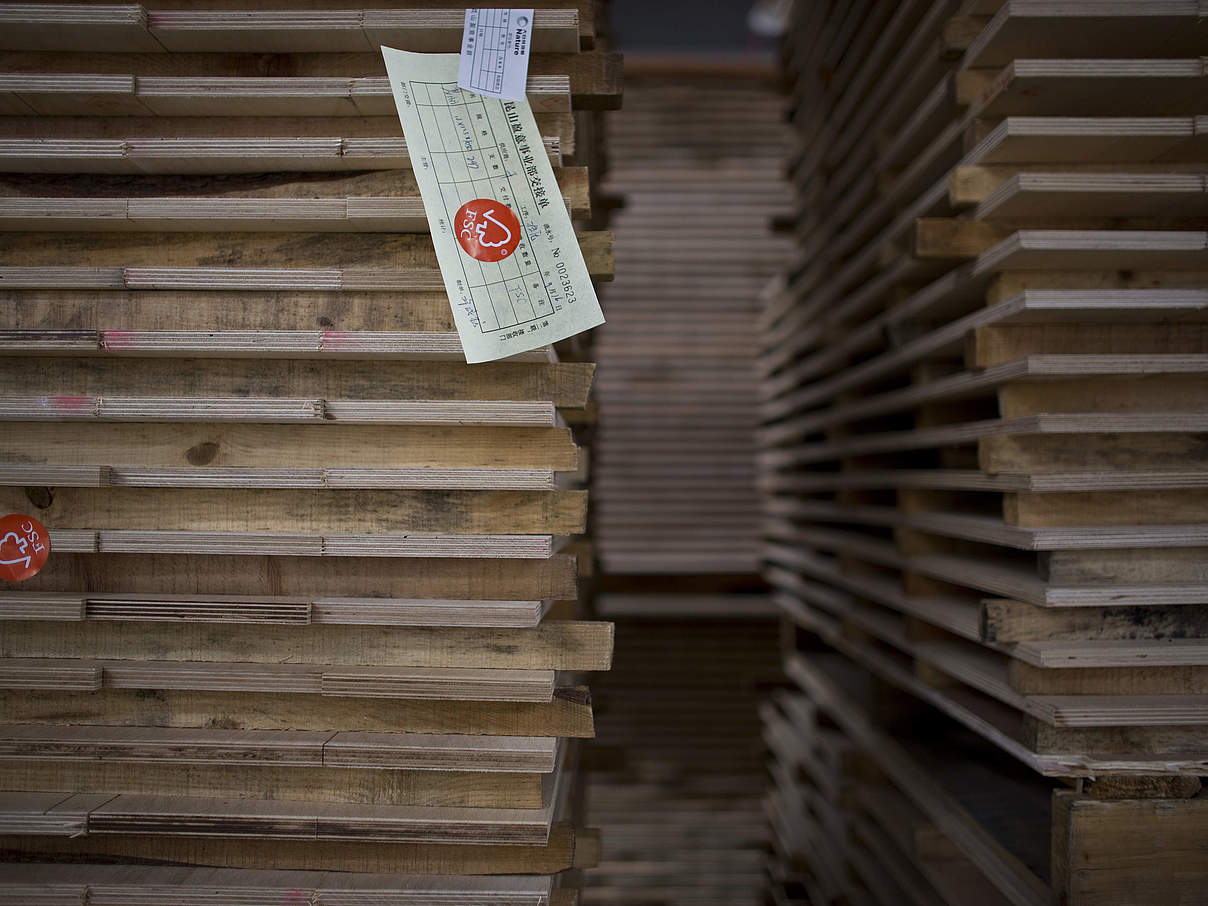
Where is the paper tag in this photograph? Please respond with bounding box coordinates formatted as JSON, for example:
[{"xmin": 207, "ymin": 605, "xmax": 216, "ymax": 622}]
[
  {"xmin": 382, "ymin": 48, "xmax": 604, "ymax": 364},
  {"xmin": 0, "ymin": 513, "xmax": 50, "ymax": 582},
  {"xmin": 458, "ymin": 8, "xmax": 533, "ymax": 102}
]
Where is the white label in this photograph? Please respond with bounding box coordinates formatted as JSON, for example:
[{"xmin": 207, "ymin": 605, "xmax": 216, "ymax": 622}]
[
  {"xmin": 382, "ymin": 48, "xmax": 604, "ymax": 364},
  {"xmin": 457, "ymin": 8, "xmax": 533, "ymax": 102}
]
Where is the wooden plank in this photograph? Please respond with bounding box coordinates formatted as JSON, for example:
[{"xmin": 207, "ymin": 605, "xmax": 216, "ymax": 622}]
[
  {"xmin": 0, "ymin": 658, "xmax": 558, "ymax": 702},
  {"xmin": 18, "ymin": 551, "xmax": 581, "ymax": 600},
  {"xmin": 0, "ymin": 790, "xmax": 556, "ymax": 845},
  {"xmin": 0, "ymin": 230, "xmax": 615, "ymax": 281},
  {"xmin": 957, "ymin": 59, "xmax": 1208, "ymax": 117},
  {"xmin": 0, "ymin": 820, "xmax": 592, "ymax": 875},
  {"xmin": 0, "ymin": 687, "xmax": 594, "ymax": 738},
  {"xmin": 0, "ymin": 864, "xmax": 555, "ymax": 905},
  {"xmin": 0, "ymin": 134, "xmax": 564, "ymax": 175},
  {"xmin": 0, "ymin": 486, "xmax": 587, "ymax": 536},
  {"xmin": 0, "ymin": 72, "xmax": 572, "ymax": 116},
  {"xmin": 0, "ymin": 620, "xmax": 612, "ymax": 671},
  {"xmin": 1005, "ymin": 490, "xmax": 1208, "ymax": 527},
  {"xmin": 0, "ymin": 758, "xmax": 545, "ymax": 809},
  {"xmin": 0, "ymin": 358, "xmax": 592, "ymax": 406},
  {"xmin": 0, "ymin": 724, "xmax": 557, "ymax": 771},
  {"xmin": 0, "ymin": 8, "xmax": 579, "ymax": 54},
  {"xmin": 981, "ymin": 599, "xmax": 1208, "ymax": 643},
  {"xmin": 0, "ymin": 423, "xmax": 579, "ymax": 472},
  {"xmin": 966, "ymin": 117, "xmax": 1207, "ymax": 166},
  {"xmin": 1054, "ymin": 792, "xmax": 1208, "ymax": 905},
  {"xmin": 0, "ymin": 48, "xmax": 621, "ymax": 107},
  {"xmin": 962, "ymin": 2, "xmax": 1208, "ymax": 68}
]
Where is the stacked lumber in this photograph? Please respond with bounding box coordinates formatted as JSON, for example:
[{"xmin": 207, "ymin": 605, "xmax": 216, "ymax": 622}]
[
  {"xmin": 594, "ymin": 72, "xmax": 794, "ymax": 576},
  {"xmin": 761, "ymin": 2, "xmax": 1208, "ymax": 904},
  {"xmin": 582, "ymin": 616, "xmax": 781, "ymax": 906},
  {"xmin": 0, "ymin": 2, "xmax": 620, "ymax": 902},
  {"xmin": 579, "ymin": 68, "xmax": 787, "ymax": 906}
]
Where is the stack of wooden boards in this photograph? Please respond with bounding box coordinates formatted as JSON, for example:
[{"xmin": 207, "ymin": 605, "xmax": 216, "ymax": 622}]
[
  {"xmin": 582, "ymin": 615, "xmax": 781, "ymax": 906},
  {"xmin": 0, "ymin": 2, "xmax": 621, "ymax": 902},
  {"xmin": 760, "ymin": 2, "xmax": 1208, "ymax": 904},
  {"xmin": 580, "ymin": 69, "xmax": 787, "ymax": 906},
  {"xmin": 594, "ymin": 73, "xmax": 794, "ymax": 576}
]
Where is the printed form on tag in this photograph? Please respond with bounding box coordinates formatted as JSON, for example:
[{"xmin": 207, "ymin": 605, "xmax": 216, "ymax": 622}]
[
  {"xmin": 458, "ymin": 8, "xmax": 533, "ymax": 102},
  {"xmin": 382, "ymin": 48, "xmax": 604, "ymax": 364}
]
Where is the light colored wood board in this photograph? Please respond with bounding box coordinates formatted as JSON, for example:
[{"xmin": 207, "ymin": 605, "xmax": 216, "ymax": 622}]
[
  {"xmin": 1027, "ymin": 693, "xmax": 1208, "ymax": 729},
  {"xmin": 0, "ymin": 620, "xmax": 613, "ymax": 671},
  {"xmin": 962, "ymin": 2, "xmax": 1208, "ymax": 68},
  {"xmin": 966, "ymin": 117, "xmax": 1206, "ymax": 166},
  {"xmin": 997, "ymin": 374, "xmax": 1208, "ymax": 416},
  {"xmin": 0, "ymin": 724, "xmax": 557, "ymax": 772},
  {"xmin": 165, "ymin": 9, "xmax": 578, "ymax": 54},
  {"xmin": 0, "ymin": 466, "xmax": 559, "ymax": 491},
  {"xmin": 0, "ymin": 396, "xmax": 559, "ymax": 425},
  {"xmin": 0, "ymin": 593, "xmax": 550, "ymax": 629},
  {"xmin": 0, "ymin": 863, "xmax": 553, "ymax": 905},
  {"xmin": 951, "ymin": 163, "xmax": 1208, "ymax": 208},
  {"xmin": 0, "ymin": 191, "xmax": 585, "ymax": 230},
  {"xmin": 1005, "ymin": 490, "xmax": 1208, "ymax": 527},
  {"xmin": 0, "ymin": 134, "xmax": 563, "ymax": 174},
  {"xmin": 972, "ymin": 230, "xmax": 1208, "ymax": 274},
  {"xmin": 0, "ymin": 759, "xmax": 545, "ymax": 809},
  {"xmin": 0, "ymin": 659, "xmax": 100, "ymax": 691},
  {"xmin": 0, "ymin": 73, "xmax": 571, "ymax": 116},
  {"xmin": 974, "ymin": 172, "xmax": 1208, "ymax": 220},
  {"xmin": 0, "ymin": 230, "xmax": 614, "ymax": 281},
  {"xmin": 43, "ymin": 529, "xmax": 560, "ymax": 559},
  {"xmin": 0, "ymin": 48, "xmax": 620, "ymax": 108},
  {"xmin": 1010, "ymin": 660, "xmax": 1208, "ymax": 695},
  {"xmin": 973, "ymin": 324, "xmax": 1208, "ymax": 366},
  {"xmin": 0, "ymin": 288, "xmax": 463, "ymax": 332},
  {"xmin": 0, "ymin": 5, "xmax": 164, "ymax": 52},
  {"xmin": 0, "ymin": 791, "xmax": 555, "ymax": 845},
  {"xmin": 0, "ymin": 8, "xmax": 578, "ymax": 54},
  {"xmin": 0, "ymin": 687, "xmax": 595, "ymax": 738},
  {"xmin": 0, "ymin": 423, "xmax": 579, "ymax": 471},
  {"xmin": 17, "ymin": 552, "xmax": 581, "ymax": 601},
  {"xmin": 0, "ymin": 819, "xmax": 589, "ymax": 875},
  {"xmin": 0, "ymin": 487, "xmax": 586, "ymax": 536},
  {"xmin": 0, "ymin": 358, "xmax": 591, "ymax": 407},
  {"xmin": 0, "ymin": 658, "xmax": 557, "ymax": 702},
  {"xmin": 0, "ymin": 330, "xmax": 559, "ymax": 362},
  {"xmin": 0, "ymin": 863, "xmax": 554, "ymax": 904},
  {"xmin": 980, "ymin": 432, "xmax": 1208, "ymax": 474},
  {"xmin": 959, "ymin": 59, "xmax": 1208, "ymax": 118},
  {"xmin": 0, "ymin": 790, "xmax": 112, "ymax": 836}
]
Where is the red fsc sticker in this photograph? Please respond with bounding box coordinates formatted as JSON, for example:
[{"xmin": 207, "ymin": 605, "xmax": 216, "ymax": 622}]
[
  {"xmin": 454, "ymin": 198, "xmax": 522, "ymax": 262},
  {"xmin": 0, "ymin": 513, "xmax": 50, "ymax": 582}
]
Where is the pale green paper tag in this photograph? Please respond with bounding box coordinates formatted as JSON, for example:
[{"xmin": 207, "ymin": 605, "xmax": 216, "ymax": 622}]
[{"xmin": 382, "ymin": 47, "xmax": 604, "ymax": 363}]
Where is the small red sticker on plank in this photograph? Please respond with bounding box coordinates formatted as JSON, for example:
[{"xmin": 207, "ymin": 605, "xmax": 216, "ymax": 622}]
[{"xmin": 0, "ymin": 513, "xmax": 50, "ymax": 582}]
